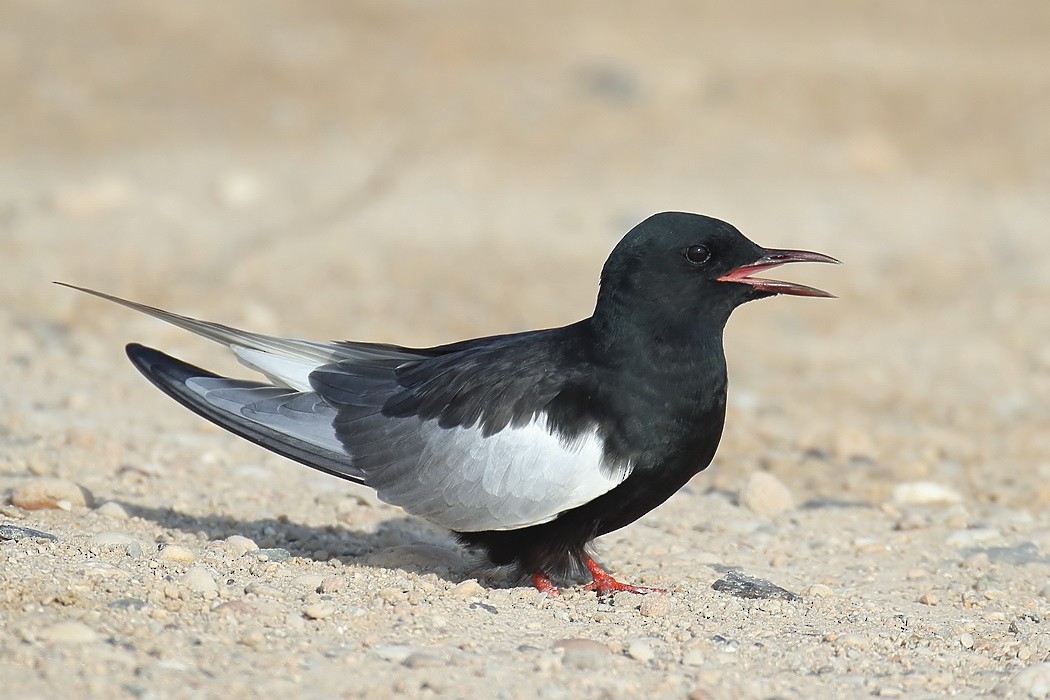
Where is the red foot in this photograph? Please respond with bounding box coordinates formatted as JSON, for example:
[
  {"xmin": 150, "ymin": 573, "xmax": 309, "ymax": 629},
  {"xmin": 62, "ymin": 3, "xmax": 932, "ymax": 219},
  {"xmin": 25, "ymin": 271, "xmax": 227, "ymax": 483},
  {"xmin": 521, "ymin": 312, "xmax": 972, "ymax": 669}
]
[
  {"xmin": 581, "ymin": 555, "xmax": 666, "ymax": 596},
  {"xmin": 531, "ymin": 570, "xmax": 560, "ymax": 597}
]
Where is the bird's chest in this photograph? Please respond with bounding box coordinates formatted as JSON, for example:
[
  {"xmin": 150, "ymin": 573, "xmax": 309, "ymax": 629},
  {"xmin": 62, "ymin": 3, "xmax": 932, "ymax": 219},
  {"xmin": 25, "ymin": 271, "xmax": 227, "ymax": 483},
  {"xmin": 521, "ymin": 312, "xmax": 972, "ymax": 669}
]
[{"xmin": 601, "ymin": 363, "xmax": 727, "ymax": 467}]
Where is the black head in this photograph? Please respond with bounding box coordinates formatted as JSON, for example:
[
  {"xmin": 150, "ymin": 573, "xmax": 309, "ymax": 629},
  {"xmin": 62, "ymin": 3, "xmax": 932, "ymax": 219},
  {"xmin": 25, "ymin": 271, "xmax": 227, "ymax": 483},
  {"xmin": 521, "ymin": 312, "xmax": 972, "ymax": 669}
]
[{"xmin": 592, "ymin": 212, "xmax": 838, "ymax": 342}]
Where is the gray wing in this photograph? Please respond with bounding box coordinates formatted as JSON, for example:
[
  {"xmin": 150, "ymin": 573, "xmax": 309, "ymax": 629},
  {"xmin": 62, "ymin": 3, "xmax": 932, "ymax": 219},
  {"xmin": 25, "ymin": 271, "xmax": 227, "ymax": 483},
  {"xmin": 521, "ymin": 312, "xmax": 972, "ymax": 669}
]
[
  {"xmin": 126, "ymin": 344, "xmax": 362, "ymax": 482},
  {"xmin": 128, "ymin": 340, "xmax": 632, "ymax": 533},
  {"xmin": 311, "ymin": 333, "xmax": 634, "ymax": 532}
]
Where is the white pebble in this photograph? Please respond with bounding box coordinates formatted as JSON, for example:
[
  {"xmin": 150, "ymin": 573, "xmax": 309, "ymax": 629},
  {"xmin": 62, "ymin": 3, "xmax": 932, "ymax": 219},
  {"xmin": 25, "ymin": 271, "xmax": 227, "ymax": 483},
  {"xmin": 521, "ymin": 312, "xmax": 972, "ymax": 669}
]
[
  {"xmin": 158, "ymin": 544, "xmax": 195, "ymax": 565},
  {"xmin": 1013, "ymin": 663, "xmax": 1050, "ymax": 699},
  {"xmin": 836, "ymin": 633, "xmax": 870, "ymax": 651},
  {"xmin": 626, "ymin": 638, "xmax": 655, "ymax": 662},
  {"xmin": 245, "ymin": 582, "xmax": 284, "ymax": 598},
  {"xmin": 804, "ymin": 583, "xmax": 834, "ymax": 598},
  {"xmin": 682, "ymin": 647, "xmax": 705, "ymax": 666},
  {"xmin": 293, "ymin": 574, "xmax": 326, "ymax": 592},
  {"xmin": 224, "ymin": 535, "xmax": 259, "ymax": 556},
  {"xmin": 182, "ymin": 566, "xmax": 219, "ymax": 596},
  {"xmin": 10, "ymin": 478, "xmax": 93, "ymax": 510},
  {"xmin": 739, "ymin": 472, "xmax": 794, "ymax": 517},
  {"xmin": 449, "ymin": 579, "xmax": 485, "ymax": 598},
  {"xmin": 303, "ymin": 602, "xmax": 335, "ymax": 620},
  {"xmin": 95, "ymin": 501, "xmax": 130, "ymax": 520},
  {"xmin": 892, "ymin": 482, "xmax": 963, "ymax": 506},
  {"xmin": 639, "ymin": 594, "xmax": 671, "ymax": 617}
]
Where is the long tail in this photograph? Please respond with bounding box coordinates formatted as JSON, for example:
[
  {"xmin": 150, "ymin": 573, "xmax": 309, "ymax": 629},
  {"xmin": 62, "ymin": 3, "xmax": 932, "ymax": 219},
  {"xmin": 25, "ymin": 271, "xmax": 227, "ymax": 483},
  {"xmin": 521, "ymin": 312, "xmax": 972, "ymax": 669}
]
[
  {"xmin": 57, "ymin": 282, "xmax": 437, "ymax": 393},
  {"xmin": 125, "ymin": 343, "xmax": 363, "ymax": 483},
  {"xmin": 56, "ymin": 282, "xmax": 348, "ymax": 391}
]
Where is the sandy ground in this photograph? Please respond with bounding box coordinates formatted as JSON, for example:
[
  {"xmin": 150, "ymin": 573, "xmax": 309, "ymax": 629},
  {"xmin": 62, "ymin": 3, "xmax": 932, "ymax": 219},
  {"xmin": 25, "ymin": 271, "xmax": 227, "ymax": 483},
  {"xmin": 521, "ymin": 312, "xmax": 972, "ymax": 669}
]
[{"xmin": 2, "ymin": 2, "xmax": 1050, "ymax": 698}]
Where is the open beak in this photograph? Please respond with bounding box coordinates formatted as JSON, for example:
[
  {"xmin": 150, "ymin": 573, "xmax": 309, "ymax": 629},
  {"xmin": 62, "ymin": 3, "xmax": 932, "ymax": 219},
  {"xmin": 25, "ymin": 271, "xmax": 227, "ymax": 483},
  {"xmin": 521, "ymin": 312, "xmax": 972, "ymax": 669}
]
[{"xmin": 718, "ymin": 248, "xmax": 841, "ymax": 298}]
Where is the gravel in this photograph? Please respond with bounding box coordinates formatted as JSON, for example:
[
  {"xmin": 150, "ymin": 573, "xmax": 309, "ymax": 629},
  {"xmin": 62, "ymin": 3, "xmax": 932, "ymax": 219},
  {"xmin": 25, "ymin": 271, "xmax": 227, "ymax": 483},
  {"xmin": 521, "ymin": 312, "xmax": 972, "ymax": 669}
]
[{"xmin": 2, "ymin": 3, "xmax": 1048, "ymax": 698}]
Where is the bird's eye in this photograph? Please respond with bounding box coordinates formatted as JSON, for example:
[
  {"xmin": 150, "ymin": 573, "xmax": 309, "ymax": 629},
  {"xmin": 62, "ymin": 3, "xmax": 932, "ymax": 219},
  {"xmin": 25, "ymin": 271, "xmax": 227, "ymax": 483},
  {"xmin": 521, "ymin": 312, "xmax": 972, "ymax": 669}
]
[{"xmin": 684, "ymin": 244, "xmax": 711, "ymax": 265}]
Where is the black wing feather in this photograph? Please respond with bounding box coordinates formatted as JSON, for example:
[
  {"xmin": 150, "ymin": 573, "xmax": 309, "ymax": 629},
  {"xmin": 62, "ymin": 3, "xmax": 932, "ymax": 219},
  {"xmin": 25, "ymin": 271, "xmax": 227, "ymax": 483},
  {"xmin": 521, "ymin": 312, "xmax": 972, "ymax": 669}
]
[{"xmin": 125, "ymin": 343, "xmax": 362, "ymax": 483}]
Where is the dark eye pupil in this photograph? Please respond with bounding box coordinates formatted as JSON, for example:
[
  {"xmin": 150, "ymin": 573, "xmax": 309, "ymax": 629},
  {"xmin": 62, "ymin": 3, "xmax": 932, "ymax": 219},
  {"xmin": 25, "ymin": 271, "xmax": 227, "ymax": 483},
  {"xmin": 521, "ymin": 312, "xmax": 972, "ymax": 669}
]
[{"xmin": 685, "ymin": 245, "xmax": 710, "ymax": 264}]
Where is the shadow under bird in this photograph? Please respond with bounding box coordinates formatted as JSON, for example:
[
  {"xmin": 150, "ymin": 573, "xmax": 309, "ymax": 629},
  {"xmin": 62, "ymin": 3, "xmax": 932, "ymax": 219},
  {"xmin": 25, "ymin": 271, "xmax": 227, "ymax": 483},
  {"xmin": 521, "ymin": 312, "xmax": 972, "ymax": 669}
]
[{"xmin": 60, "ymin": 212, "xmax": 839, "ymax": 596}]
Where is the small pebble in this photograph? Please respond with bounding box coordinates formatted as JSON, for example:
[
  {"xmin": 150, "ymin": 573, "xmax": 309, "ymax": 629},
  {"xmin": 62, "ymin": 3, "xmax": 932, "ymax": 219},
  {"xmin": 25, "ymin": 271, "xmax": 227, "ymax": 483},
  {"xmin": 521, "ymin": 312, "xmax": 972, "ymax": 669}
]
[
  {"xmin": 919, "ymin": 592, "xmax": 939, "ymax": 606},
  {"xmin": 224, "ymin": 535, "xmax": 259, "ymax": 556},
  {"xmin": 449, "ymin": 579, "xmax": 485, "ymax": 598},
  {"xmin": 1012, "ymin": 663, "xmax": 1050, "ymax": 699},
  {"xmin": 158, "ymin": 544, "xmax": 195, "ymax": 565},
  {"xmin": 293, "ymin": 574, "xmax": 326, "ymax": 592},
  {"xmin": 639, "ymin": 594, "xmax": 672, "ymax": 617},
  {"xmin": 95, "ymin": 501, "xmax": 130, "ymax": 520},
  {"xmin": 892, "ymin": 482, "xmax": 962, "ymax": 506},
  {"xmin": 212, "ymin": 601, "xmax": 252, "ymax": 616},
  {"xmin": 245, "ymin": 583, "xmax": 284, "ymax": 598},
  {"xmin": 836, "ymin": 634, "xmax": 870, "ymax": 651},
  {"xmin": 959, "ymin": 633, "xmax": 975, "ymax": 649},
  {"xmin": 682, "ymin": 647, "xmax": 705, "ymax": 666},
  {"xmin": 303, "ymin": 602, "xmax": 335, "ymax": 620},
  {"xmin": 40, "ymin": 621, "xmax": 99, "ymax": 644},
  {"xmin": 711, "ymin": 571, "xmax": 799, "ymax": 601},
  {"xmin": 182, "ymin": 566, "xmax": 219, "ymax": 596},
  {"xmin": 239, "ymin": 632, "xmax": 266, "ymax": 649},
  {"xmin": 739, "ymin": 472, "xmax": 794, "ymax": 517},
  {"xmin": 10, "ymin": 478, "xmax": 93, "ymax": 510},
  {"xmin": 378, "ymin": 587, "xmax": 406, "ymax": 605},
  {"xmin": 804, "ymin": 584, "xmax": 834, "ymax": 598},
  {"xmin": 320, "ymin": 576, "xmax": 347, "ymax": 594},
  {"xmin": 626, "ymin": 638, "xmax": 655, "ymax": 662}
]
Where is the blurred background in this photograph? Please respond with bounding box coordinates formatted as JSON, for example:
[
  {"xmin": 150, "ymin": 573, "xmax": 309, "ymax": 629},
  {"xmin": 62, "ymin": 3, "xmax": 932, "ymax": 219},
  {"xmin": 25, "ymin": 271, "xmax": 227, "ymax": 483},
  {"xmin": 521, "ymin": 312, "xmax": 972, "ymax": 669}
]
[{"xmin": 3, "ymin": 1, "xmax": 1049, "ymax": 508}]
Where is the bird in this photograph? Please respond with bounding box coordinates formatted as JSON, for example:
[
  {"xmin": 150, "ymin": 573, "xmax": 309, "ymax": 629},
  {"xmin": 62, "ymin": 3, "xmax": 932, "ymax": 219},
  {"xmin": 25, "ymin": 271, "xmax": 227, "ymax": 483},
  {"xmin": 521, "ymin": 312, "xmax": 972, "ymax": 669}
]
[{"xmin": 59, "ymin": 212, "xmax": 838, "ymax": 596}]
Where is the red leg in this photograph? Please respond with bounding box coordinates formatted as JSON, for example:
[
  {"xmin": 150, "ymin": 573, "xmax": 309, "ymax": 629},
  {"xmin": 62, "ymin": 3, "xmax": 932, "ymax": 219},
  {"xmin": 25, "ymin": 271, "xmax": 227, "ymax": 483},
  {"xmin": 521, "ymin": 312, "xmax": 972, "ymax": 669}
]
[
  {"xmin": 581, "ymin": 555, "xmax": 666, "ymax": 596},
  {"xmin": 531, "ymin": 570, "xmax": 560, "ymax": 597}
]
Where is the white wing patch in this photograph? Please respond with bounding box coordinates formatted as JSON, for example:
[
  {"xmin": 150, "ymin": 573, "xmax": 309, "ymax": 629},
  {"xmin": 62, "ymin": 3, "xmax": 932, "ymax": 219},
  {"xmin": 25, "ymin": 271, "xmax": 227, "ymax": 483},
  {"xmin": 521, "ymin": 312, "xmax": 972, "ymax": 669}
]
[
  {"xmin": 231, "ymin": 346, "xmax": 322, "ymax": 392},
  {"xmin": 372, "ymin": 417, "xmax": 632, "ymax": 532}
]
